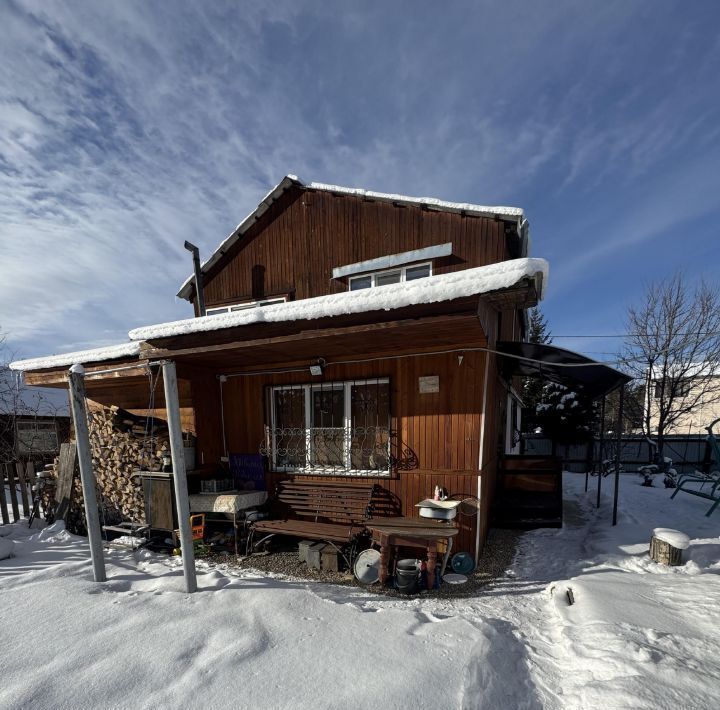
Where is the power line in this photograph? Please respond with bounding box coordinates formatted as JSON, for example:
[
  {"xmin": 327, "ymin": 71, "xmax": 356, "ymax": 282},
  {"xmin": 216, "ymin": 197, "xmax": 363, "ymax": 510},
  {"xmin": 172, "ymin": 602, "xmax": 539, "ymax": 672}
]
[{"xmin": 552, "ymin": 331, "xmax": 720, "ymax": 339}]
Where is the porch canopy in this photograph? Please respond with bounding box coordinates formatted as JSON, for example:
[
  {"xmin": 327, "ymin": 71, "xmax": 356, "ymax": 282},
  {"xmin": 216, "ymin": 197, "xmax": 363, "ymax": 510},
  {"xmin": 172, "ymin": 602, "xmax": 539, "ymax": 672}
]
[
  {"xmin": 495, "ymin": 340, "xmax": 631, "ymax": 400},
  {"xmin": 496, "ymin": 340, "xmax": 633, "ymax": 527}
]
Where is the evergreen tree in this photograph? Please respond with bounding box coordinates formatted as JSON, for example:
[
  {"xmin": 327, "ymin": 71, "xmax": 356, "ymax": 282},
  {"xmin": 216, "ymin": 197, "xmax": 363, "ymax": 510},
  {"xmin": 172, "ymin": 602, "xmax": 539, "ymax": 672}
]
[
  {"xmin": 522, "ymin": 308, "xmax": 552, "ymax": 429},
  {"xmin": 534, "ymin": 382, "xmax": 594, "ymax": 446},
  {"xmin": 528, "ymin": 308, "xmax": 552, "ymax": 345}
]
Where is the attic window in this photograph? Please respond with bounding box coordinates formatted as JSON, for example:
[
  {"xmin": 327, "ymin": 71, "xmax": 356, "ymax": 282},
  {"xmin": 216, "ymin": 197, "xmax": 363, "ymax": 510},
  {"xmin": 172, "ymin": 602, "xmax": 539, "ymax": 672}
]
[
  {"xmin": 205, "ymin": 296, "xmax": 287, "ymax": 316},
  {"xmin": 348, "ymin": 263, "xmax": 431, "ymax": 291},
  {"xmin": 332, "ymin": 243, "xmax": 452, "ymax": 280}
]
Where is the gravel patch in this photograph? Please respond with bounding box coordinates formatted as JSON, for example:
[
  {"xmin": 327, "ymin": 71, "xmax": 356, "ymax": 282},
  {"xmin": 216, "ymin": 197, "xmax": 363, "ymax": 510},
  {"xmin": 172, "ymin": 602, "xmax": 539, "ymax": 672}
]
[{"xmin": 204, "ymin": 528, "xmax": 524, "ymax": 598}]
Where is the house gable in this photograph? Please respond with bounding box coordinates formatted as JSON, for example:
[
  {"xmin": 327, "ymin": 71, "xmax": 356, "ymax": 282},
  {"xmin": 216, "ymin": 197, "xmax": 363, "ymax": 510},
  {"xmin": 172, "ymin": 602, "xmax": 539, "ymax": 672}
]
[{"xmin": 191, "ymin": 180, "xmax": 527, "ymax": 313}]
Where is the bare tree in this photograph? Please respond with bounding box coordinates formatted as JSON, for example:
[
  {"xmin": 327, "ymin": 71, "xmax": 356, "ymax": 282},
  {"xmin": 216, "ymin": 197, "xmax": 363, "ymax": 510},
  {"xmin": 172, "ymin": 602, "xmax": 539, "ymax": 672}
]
[{"xmin": 623, "ymin": 274, "xmax": 720, "ymax": 457}]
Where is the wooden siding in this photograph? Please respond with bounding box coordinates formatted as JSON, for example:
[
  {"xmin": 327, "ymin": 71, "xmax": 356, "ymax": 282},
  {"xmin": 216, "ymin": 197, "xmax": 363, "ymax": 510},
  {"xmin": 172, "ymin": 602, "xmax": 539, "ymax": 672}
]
[
  {"xmin": 195, "ymin": 351, "xmax": 487, "ymax": 552},
  {"xmin": 199, "ymin": 187, "xmax": 515, "ymax": 309}
]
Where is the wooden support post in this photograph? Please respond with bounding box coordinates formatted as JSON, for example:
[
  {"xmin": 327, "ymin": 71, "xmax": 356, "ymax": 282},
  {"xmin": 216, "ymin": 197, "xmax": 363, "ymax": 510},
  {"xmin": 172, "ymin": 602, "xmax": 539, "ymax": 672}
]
[
  {"xmin": 16, "ymin": 463, "xmax": 30, "ymax": 517},
  {"xmin": 612, "ymin": 385, "xmax": 625, "ymax": 527},
  {"xmin": 68, "ymin": 367, "xmax": 107, "ymax": 583},
  {"xmin": 0, "ymin": 465, "xmax": 9, "ymax": 525},
  {"xmin": 596, "ymin": 395, "xmax": 605, "ymax": 509},
  {"xmin": 7, "ymin": 462, "xmax": 20, "ymax": 522},
  {"xmin": 162, "ymin": 361, "xmax": 197, "ymax": 593}
]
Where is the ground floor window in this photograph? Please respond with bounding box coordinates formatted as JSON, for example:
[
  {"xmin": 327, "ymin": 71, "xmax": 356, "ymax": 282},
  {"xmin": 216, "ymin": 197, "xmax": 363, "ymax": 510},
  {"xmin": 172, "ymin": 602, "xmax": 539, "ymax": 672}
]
[
  {"xmin": 15, "ymin": 420, "xmax": 59, "ymax": 455},
  {"xmin": 264, "ymin": 378, "xmax": 391, "ymax": 476}
]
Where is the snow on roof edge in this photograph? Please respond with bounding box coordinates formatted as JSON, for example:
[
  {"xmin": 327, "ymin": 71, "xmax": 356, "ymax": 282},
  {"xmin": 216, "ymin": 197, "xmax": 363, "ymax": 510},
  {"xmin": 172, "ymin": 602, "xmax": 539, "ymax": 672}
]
[
  {"xmin": 139, "ymin": 257, "xmax": 548, "ymax": 342},
  {"xmin": 176, "ymin": 175, "xmax": 526, "ymax": 300},
  {"xmin": 10, "ymin": 342, "xmax": 141, "ymax": 373}
]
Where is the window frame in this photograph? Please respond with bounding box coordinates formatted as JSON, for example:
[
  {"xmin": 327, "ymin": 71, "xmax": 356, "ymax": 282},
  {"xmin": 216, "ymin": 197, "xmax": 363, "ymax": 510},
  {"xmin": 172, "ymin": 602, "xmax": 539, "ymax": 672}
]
[
  {"xmin": 347, "ymin": 262, "xmax": 432, "ymax": 291},
  {"xmin": 268, "ymin": 378, "xmax": 391, "ymax": 476},
  {"xmin": 15, "ymin": 419, "xmax": 59, "ymax": 454},
  {"xmin": 654, "ymin": 379, "xmax": 691, "ymax": 399},
  {"xmin": 205, "ymin": 296, "xmax": 287, "ymax": 317}
]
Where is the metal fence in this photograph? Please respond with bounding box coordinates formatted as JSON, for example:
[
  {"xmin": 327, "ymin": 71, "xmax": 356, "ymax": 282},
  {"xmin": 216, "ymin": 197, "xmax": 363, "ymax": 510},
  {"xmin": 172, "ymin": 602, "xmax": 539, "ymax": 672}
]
[{"xmin": 521, "ymin": 434, "xmax": 714, "ymax": 474}]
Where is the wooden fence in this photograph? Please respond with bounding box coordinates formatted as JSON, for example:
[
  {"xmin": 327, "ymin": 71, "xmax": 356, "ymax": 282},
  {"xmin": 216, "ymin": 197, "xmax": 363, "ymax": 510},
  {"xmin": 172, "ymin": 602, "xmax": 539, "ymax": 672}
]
[
  {"xmin": 1, "ymin": 461, "xmax": 37, "ymax": 525},
  {"xmin": 521, "ymin": 434, "xmax": 716, "ymax": 474}
]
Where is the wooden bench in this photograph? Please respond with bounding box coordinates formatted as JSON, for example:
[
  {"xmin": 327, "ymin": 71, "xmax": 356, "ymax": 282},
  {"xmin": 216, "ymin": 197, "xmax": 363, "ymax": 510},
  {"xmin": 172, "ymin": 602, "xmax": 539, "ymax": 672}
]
[{"xmin": 248, "ymin": 480, "xmax": 378, "ymax": 559}]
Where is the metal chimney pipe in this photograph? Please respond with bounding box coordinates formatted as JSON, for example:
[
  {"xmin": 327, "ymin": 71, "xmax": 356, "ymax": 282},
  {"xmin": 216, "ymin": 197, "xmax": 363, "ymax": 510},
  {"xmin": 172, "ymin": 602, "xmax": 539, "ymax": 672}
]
[{"xmin": 184, "ymin": 240, "xmax": 206, "ymax": 316}]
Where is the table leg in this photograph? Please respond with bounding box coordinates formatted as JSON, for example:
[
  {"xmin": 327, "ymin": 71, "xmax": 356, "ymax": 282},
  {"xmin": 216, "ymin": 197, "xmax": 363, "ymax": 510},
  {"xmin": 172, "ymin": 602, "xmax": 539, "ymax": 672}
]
[
  {"xmin": 427, "ymin": 543, "xmax": 437, "ymax": 589},
  {"xmin": 441, "ymin": 537, "xmax": 453, "ymax": 577},
  {"xmin": 379, "ymin": 534, "xmax": 390, "ymax": 586}
]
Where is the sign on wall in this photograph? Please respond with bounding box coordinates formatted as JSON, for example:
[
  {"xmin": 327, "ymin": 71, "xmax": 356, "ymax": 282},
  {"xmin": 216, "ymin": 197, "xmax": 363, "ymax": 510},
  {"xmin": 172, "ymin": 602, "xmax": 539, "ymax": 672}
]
[{"xmin": 418, "ymin": 375, "xmax": 440, "ymax": 394}]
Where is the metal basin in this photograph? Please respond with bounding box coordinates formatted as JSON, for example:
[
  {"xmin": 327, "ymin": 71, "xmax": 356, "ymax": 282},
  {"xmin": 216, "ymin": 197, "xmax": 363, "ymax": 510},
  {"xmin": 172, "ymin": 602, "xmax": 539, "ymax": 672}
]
[{"xmin": 416, "ymin": 499, "xmax": 459, "ymax": 520}]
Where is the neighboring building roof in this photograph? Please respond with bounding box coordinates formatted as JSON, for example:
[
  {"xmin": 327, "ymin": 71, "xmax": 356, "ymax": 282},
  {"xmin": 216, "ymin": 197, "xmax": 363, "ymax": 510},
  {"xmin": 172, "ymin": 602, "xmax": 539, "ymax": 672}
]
[
  {"xmin": 10, "ymin": 342, "xmax": 141, "ymax": 373},
  {"xmin": 650, "ymin": 362, "xmax": 720, "ymax": 379},
  {"xmin": 133, "ymin": 257, "xmax": 548, "ymax": 342},
  {"xmin": 176, "ymin": 175, "xmax": 528, "ymax": 301}
]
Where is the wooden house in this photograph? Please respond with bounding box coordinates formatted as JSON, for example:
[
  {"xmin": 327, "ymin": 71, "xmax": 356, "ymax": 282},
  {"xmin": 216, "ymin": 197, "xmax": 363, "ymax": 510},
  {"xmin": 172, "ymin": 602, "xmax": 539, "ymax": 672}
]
[{"xmin": 11, "ymin": 176, "xmax": 549, "ymax": 559}]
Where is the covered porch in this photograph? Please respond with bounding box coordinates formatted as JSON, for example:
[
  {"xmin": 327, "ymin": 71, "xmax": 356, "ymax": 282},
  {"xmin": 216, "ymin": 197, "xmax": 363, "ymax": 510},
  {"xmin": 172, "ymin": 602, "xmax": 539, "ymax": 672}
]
[{"xmin": 12, "ymin": 259, "xmax": 547, "ymax": 576}]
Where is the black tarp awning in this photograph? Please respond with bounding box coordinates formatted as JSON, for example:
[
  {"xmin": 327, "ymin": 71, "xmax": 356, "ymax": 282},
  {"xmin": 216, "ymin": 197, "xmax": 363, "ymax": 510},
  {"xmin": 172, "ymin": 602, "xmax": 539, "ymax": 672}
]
[{"xmin": 496, "ymin": 341, "xmax": 632, "ymax": 400}]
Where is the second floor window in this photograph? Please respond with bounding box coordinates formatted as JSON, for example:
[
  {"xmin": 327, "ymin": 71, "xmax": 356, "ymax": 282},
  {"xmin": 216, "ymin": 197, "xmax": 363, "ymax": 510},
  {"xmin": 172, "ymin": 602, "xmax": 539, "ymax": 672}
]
[
  {"xmin": 349, "ymin": 263, "xmax": 431, "ymax": 291},
  {"xmin": 654, "ymin": 379, "xmax": 691, "ymax": 398},
  {"xmin": 206, "ymin": 297, "xmax": 286, "ymax": 316}
]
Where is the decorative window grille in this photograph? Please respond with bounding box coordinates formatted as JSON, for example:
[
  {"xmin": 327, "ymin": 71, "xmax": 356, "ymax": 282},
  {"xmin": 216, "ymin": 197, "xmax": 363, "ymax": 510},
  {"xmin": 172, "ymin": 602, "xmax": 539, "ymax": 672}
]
[{"xmin": 261, "ymin": 378, "xmax": 391, "ymax": 476}]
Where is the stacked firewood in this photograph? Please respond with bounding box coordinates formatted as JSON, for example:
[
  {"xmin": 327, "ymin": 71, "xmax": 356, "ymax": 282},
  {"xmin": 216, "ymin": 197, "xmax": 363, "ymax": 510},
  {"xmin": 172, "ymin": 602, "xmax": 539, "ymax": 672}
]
[
  {"xmin": 87, "ymin": 406, "xmax": 172, "ymax": 522},
  {"xmin": 48, "ymin": 405, "xmax": 173, "ymax": 534}
]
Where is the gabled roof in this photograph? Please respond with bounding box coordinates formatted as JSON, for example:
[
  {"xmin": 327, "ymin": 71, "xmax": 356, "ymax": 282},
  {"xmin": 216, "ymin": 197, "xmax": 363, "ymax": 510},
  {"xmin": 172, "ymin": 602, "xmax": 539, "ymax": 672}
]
[{"xmin": 176, "ymin": 175, "xmax": 528, "ymax": 301}]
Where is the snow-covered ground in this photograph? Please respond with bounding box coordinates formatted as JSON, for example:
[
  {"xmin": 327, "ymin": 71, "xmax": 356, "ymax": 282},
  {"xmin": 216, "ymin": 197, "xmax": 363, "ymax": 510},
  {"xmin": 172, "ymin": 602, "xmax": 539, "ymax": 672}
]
[{"xmin": 1, "ymin": 474, "xmax": 719, "ymax": 710}]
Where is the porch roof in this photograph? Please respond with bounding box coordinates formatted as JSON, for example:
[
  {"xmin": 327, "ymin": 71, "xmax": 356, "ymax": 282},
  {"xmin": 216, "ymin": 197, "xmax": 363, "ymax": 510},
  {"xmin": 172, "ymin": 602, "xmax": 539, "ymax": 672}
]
[
  {"xmin": 496, "ymin": 341, "xmax": 632, "ymax": 400},
  {"xmin": 9, "ymin": 342, "xmax": 141, "ymax": 372},
  {"xmin": 134, "ymin": 258, "xmax": 547, "ymax": 343},
  {"xmin": 11, "ymin": 258, "xmax": 546, "ymax": 384}
]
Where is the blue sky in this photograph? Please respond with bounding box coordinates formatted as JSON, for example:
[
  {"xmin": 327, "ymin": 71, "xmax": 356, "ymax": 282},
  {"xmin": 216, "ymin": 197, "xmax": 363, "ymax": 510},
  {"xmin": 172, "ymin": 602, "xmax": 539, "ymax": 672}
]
[{"xmin": 1, "ymin": 0, "xmax": 719, "ymax": 364}]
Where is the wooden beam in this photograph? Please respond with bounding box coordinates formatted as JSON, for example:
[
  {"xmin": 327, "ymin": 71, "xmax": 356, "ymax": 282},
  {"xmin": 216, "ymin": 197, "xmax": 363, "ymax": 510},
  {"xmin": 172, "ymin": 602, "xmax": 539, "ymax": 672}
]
[
  {"xmin": 140, "ymin": 312, "xmax": 480, "ymax": 360},
  {"xmin": 69, "ymin": 370, "xmax": 106, "ymax": 582},
  {"xmin": 24, "ymin": 360, "xmax": 150, "ymax": 387}
]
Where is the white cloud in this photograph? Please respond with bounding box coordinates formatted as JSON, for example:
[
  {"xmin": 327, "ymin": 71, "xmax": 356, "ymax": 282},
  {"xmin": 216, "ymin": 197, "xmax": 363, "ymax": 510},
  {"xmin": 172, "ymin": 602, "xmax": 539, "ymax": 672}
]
[{"xmin": 1, "ymin": 0, "xmax": 718, "ymax": 361}]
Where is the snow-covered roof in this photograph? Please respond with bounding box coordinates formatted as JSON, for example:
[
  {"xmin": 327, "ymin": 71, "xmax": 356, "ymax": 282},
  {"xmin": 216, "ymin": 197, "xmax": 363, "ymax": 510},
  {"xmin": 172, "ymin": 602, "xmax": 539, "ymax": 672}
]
[
  {"xmin": 135, "ymin": 257, "xmax": 548, "ymax": 342},
  {"xmin": 649, "ymin": 362, "xmax": 720, "ymax": 380},
  {"xmin": 9, "ymin": 342, "xmax": 141, "ymax": 373},
  {"xmin": 176, "ymin": 175, "xmax": 527, "ymax": 301}
]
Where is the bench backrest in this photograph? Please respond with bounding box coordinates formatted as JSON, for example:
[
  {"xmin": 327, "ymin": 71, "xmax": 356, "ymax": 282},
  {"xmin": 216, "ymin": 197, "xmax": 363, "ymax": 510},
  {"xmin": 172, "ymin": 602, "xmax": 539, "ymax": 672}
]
[{"xmin": 275, "ymin": 480, "xmax": 377, "ymax": 525}]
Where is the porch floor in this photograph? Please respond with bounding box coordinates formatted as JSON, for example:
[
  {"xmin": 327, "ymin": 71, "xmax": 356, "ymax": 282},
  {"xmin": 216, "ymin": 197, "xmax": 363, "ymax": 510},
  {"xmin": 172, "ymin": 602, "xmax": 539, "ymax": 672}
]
[{"xmin": 202, "ymin": 527, "xmax": 522, "ymax": 598}]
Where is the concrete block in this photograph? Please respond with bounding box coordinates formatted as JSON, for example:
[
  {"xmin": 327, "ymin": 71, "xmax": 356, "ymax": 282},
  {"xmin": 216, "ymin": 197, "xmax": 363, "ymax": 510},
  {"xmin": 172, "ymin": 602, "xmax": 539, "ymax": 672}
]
[
  {"xmin": 306, "ymin": 542, "xmax": 325, "ymax": 570},
  {"xmin": 321, "ymin": 545, "xmax": 340, "ymax": 572},
  {"xmin": 298, "ymin": 540, "xmax": 315, "ymax": 563}
]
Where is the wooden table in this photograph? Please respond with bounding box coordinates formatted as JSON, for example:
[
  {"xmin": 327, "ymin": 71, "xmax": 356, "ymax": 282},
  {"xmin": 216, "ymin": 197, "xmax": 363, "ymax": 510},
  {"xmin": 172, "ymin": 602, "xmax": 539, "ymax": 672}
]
[{"xmin": 367, "ymin": 517, "xmax": 459, "ymax": 589}]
